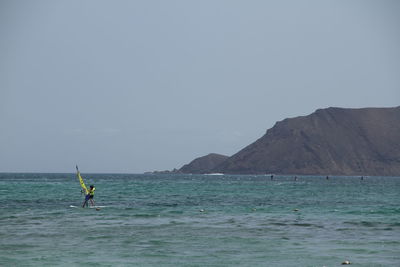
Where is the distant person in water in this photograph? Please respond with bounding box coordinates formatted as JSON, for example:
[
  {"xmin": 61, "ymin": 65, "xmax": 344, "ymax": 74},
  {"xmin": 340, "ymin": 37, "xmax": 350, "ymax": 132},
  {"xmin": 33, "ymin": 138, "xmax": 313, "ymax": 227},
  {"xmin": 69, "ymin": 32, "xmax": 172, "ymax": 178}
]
[
  {"xmin": 326, "ymin": 176, "xmax": 329, "ymax": 180},
  {"xmin": 82, "ymin": 185, "xmax": 96, "ymax": 207},
  {"xmin": 271, "ymin": 175, "xmax": 274, "ymax": 180}
]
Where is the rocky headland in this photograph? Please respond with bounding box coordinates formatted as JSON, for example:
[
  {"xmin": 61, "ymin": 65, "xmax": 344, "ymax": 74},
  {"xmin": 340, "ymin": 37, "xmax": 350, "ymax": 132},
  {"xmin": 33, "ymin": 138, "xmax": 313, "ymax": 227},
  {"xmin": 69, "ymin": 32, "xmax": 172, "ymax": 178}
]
[{"xmin": 179, "ymin": 106, "xmax": 400, "ymax": 176}]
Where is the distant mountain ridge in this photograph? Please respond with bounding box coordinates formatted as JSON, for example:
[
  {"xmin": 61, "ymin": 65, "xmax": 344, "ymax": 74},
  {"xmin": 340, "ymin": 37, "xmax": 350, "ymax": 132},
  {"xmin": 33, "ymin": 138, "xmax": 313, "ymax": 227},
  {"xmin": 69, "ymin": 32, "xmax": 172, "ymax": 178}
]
[{"xmin": 180, "ymin": 106, "xmax": 400, "ymax": 176}]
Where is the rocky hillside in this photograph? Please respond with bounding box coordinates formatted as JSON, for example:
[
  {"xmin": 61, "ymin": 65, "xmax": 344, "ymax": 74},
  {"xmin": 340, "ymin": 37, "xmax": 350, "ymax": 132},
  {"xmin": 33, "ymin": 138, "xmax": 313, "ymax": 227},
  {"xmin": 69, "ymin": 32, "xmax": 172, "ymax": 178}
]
[
  {"xmin": 211, "ymin": 106, "xmax": 400, "ymax": 175},
  {"xmin": 179, "ymin": 153, "xmax": 229, "ymax": 174}
]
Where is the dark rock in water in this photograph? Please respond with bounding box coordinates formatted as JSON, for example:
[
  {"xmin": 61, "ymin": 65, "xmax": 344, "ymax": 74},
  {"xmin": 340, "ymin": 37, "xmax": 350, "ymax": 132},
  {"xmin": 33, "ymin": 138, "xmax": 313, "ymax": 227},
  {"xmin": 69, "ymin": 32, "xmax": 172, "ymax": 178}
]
[
  {"xmin": 212, "ymin": 106, "xmax": 400, "ymax": 176},
  {"xmin": 146, "ymin": 168, "xmax": 181, "ymax": 174},
  {"xmin": 180, "ymin": 153, "xmax": 229, "ymax": 174}
]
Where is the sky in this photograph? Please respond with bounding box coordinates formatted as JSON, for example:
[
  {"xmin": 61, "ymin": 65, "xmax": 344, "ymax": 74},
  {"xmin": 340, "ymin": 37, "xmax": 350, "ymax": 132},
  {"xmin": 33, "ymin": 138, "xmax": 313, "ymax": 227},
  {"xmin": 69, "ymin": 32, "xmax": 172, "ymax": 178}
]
[{"xmin": 1, "ymin": 0, "xmax": 399, "ymax": 173}]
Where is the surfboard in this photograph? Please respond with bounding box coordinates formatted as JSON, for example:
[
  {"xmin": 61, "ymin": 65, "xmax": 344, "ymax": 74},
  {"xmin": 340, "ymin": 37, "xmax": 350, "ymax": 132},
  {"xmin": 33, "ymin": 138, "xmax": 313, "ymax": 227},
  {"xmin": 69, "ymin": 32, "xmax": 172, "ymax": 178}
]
[{"xmin": 69, "ymin": 205, "xmax": 105, "ymax": 210}]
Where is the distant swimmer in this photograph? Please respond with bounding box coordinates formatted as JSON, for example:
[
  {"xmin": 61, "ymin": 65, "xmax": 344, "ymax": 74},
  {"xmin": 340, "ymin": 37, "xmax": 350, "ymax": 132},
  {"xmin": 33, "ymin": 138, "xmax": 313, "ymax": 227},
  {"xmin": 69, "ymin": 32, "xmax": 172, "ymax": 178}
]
[
  {"xmin": 271, "ymin": 175, "xmax": 274, "ymax": 180},
  {"xmin": 82, "ymin": 185, "xmax": 96, "ymax": 208},
  {"xmin": 361, "ymin": 176, "xmax": 364, "ymax": 180},
  {"xmin": 326, "ymin": 176, "xmax": 329, "ymax": 180},
  {"xmin": 294, "ymin": 176, "xmax": 297, "ymax": 181}
]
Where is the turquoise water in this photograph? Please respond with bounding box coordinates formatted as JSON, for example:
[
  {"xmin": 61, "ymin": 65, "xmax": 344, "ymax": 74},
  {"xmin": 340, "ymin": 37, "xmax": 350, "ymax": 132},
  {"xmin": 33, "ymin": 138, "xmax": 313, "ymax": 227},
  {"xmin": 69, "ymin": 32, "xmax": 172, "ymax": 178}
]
[{"xmin": 1, "ymin": 173, "xmax": 399, "ymax": 266}]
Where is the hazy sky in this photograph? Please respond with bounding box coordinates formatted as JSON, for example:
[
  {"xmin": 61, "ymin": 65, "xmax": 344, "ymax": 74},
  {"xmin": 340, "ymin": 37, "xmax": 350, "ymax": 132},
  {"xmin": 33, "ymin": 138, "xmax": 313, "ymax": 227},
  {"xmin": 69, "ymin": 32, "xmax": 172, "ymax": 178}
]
[{"xmin": 1, "ymin": 0, "xmax": 399, "ymax": 173}]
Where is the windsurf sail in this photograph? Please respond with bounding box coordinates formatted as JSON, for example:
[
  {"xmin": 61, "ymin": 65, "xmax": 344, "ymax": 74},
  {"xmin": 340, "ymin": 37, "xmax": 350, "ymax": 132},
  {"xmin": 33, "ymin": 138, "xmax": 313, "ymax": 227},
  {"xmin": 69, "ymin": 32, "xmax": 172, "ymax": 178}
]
[{"xmin": 76, "ymin": 165, "xmax": 88, "ymax": 195}]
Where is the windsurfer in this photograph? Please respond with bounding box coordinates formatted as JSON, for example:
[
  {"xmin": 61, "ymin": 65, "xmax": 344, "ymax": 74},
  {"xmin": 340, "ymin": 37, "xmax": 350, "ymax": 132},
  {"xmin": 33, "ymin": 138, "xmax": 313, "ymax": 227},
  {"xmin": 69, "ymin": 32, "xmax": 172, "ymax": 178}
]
[{"xmin": 82, "ymin": 185, "xmax": 95, "ymax": 207}]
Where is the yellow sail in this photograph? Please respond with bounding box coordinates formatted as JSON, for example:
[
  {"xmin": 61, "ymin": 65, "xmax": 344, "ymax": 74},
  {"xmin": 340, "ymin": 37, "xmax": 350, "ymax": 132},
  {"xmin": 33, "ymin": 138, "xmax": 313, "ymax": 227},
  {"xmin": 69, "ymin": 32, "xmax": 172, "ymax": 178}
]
[{"xmin": 77, "ymin": 169, "xmax": 88, "ymax": 195}]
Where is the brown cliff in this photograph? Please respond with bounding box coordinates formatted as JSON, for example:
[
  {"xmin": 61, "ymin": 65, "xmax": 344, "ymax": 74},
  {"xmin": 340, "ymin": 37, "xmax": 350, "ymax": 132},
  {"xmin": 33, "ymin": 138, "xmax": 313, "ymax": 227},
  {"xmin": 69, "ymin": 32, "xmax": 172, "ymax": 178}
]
[{"xmin": 212, "ymin": 106, "xmax": 400, "ymax": 175}]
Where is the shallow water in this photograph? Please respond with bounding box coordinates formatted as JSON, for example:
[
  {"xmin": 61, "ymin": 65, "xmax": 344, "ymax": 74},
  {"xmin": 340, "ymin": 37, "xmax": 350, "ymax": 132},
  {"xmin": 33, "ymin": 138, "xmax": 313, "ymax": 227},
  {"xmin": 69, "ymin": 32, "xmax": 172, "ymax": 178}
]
[{"xmin": 1, "ymin": 173, "xmax": 399, "ymax": 266}]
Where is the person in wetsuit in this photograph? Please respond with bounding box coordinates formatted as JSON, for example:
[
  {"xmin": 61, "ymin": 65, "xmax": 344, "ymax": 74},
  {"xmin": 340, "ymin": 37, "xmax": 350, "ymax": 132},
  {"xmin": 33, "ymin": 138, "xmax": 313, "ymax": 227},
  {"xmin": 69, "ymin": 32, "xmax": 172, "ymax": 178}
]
[{"xmin": 82, "ymin": 185, "xmax": 95, "ymax": 207}]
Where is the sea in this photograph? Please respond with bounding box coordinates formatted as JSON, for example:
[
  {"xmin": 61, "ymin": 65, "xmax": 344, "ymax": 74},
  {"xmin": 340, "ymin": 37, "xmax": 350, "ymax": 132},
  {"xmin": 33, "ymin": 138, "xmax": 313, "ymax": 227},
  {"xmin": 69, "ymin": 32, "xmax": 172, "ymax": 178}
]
[{"xmin": 0, "ymin": 173, "xmax": 399, "ymax": 267}]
